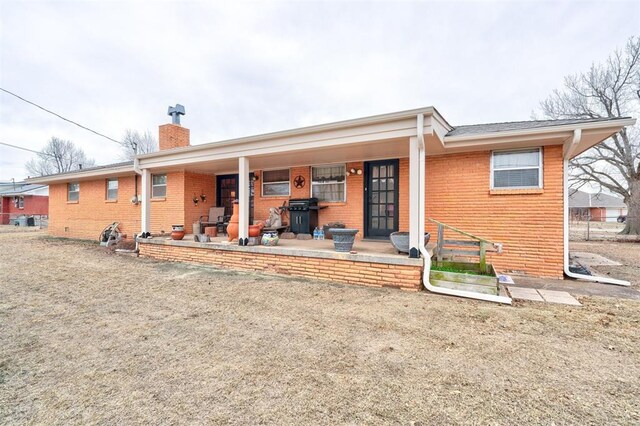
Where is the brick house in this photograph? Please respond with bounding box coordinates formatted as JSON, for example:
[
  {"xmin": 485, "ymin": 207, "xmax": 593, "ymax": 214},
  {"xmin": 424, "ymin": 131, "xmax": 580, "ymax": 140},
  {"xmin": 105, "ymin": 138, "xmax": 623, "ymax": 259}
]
[
  {"xmin": 569, "ymin": 190, "xmax": 628, "ymax": 222},
  {"xmin": 28, "ymin": 107, "xmax": 634, "ymax": 300},
  {"xmin": 0, "ymin": 182, "xmax": 49, "ymax": 225}
]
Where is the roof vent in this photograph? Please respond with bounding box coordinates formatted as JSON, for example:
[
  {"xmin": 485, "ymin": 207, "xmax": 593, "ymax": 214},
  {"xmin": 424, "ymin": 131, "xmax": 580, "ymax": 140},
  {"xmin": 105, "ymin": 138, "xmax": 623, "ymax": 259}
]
[{"xmin": 168, "ymin": 104, "xmax": 185, "ymax": 125}]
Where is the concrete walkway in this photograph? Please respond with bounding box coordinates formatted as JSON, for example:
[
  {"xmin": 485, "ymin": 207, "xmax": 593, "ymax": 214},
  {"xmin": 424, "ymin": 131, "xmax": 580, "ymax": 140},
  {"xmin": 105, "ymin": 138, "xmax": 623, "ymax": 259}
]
[
  {"xmin": 507, "ymin": 276, "xmax": 640, "ymax": 301},
  {"xmin": 507, "ymin": 286, "xmax": 581, "ymax": 306}
]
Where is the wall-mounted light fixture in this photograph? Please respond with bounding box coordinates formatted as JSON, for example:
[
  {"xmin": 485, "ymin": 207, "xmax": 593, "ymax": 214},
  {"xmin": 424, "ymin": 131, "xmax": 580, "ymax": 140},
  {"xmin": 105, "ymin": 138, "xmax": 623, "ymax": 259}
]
[
  {"xmin": 346, "ymin": 168, "xmax": 363, "ymax": 176},
  {"xmin": 200, "ymin": 193, "xmax": 207, "ymax": 202},
  {"xmin": 252, "ymin": 173, "xmax": 260, "ymax": 182},
  {"xmin": 192, "ymin": 194, "xmax": 199, "ymax": 205}
]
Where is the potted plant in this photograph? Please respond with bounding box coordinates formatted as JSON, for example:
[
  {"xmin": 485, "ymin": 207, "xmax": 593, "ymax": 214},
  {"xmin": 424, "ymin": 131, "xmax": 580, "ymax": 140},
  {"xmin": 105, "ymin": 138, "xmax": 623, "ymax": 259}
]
[{"xmin": 329, "ymin": 228, "xmax": 358, "ymax": 252}]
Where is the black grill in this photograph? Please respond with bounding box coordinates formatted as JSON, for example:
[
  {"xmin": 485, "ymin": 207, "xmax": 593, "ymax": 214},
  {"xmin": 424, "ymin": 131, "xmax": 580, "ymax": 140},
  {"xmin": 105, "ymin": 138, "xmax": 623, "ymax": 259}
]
[{"xmin": 288, "ymin": 198, "xmax": 318, "ymax": 234}]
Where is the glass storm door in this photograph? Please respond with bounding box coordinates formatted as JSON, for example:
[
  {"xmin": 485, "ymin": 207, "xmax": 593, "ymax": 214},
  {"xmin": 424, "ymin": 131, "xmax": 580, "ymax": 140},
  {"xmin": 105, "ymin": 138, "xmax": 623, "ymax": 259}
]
[{"xmin": 364, "ymin": 159, "xmax": 399, "ymax": 238}]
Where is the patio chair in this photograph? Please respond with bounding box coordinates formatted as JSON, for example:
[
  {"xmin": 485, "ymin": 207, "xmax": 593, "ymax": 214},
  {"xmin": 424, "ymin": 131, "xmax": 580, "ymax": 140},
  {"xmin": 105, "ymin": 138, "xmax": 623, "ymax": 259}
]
[{"xmin": 199, "ymin": 207, "xmax": 228, "ymax": 235}]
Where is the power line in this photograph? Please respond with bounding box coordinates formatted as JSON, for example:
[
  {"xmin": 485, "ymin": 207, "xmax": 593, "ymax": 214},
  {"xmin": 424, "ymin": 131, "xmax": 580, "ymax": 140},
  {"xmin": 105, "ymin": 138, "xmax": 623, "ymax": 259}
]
[
  {"xmin": 0, "ymin": 87, "xmax": 123, "ymax": 146},
  {"xmin": 0, "ymin": 141, "xmax": 55, "ymax": 157}
]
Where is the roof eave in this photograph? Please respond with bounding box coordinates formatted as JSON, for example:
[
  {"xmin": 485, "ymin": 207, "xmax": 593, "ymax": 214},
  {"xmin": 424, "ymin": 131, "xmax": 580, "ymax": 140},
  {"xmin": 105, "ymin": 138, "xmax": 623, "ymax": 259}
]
[{"xmin": 26, "ymin": 164, "xmax": 136, "ymax": 185}]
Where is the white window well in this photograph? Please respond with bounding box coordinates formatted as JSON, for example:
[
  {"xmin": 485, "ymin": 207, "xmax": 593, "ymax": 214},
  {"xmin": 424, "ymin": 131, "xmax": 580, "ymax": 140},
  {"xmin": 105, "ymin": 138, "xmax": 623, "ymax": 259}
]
[
  {"xmin": 311, "ymin": 165, "xmax": 346, "ymax": 202},
  {"xmin": 491, "ymin": 148, "xmax": 542, "ymax": 189},
  {"xmin": 262, "ymin": 169, "xmax": 290, "ymax": 197}
]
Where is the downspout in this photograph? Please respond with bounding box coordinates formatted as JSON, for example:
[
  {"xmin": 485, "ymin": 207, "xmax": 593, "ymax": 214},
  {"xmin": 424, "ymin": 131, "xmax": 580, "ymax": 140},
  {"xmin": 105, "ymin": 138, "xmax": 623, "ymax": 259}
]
[
  {"xmin": 417, "ymin": 114, "xmax": 512, "ymax": 304},
  {"xmin": 133, "ymin": 158, "xmax": 143, "ymax": 251},
  {"xmin": 563, "ymin": 129, "xmax": 630, "ymax": 286}
]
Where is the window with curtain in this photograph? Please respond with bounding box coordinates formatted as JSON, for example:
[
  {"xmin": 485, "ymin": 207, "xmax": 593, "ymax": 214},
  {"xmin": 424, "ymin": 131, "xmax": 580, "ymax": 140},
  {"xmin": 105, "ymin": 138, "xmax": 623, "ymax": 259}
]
[
  {"xmin": 311, "ymin": 165, "xmax": 346, "ymax": 202},
  {"xmin": 106, "ymin": 178, "xmax": 118, "ymax": 200},
  {"xmin": 67, "ymin": 182, "xmax": 80, "ymax": 201},
  {"xmin": 262, "ymin": 169, "xmax": 290, "ymax": 196},
  {"xmin": 152, "ymin": 174, "xmax": 167, "ymax": 198},
  {"xmin": 491, "ymin": 148, "xmax": 542, "ymax": 189}
]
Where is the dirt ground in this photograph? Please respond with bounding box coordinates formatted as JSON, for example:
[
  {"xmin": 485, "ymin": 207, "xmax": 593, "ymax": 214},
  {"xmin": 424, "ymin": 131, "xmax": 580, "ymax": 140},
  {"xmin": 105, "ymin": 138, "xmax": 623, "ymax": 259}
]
[
  {"xmin": 572, "ymin": 240, "xmax": 640, "ymax": 288},
  {"xmin": 1, "ymin": 231, "xmax": 639, "ymax": 424}
]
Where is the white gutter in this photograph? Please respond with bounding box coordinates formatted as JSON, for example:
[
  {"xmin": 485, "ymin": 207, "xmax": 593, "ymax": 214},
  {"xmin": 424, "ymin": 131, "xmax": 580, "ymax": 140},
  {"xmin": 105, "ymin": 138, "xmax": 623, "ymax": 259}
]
[
  {"xmin": 133, "ymin": 157, "xmax": 142, "ymax": 175},
  {"xmin": 563, "ymin": 129, "xmax": 630, "ymax": 286},
  {"xmin": 417, "ymin": 114, "xmax": 512, "ymax": 304}
]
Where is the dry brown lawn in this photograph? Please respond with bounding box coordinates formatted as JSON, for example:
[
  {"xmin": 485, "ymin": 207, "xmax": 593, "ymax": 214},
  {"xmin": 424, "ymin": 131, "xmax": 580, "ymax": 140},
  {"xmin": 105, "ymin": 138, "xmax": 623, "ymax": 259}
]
[{"xmin": 1, "ymin": 231, "xmax": 639, "ymax": 424}]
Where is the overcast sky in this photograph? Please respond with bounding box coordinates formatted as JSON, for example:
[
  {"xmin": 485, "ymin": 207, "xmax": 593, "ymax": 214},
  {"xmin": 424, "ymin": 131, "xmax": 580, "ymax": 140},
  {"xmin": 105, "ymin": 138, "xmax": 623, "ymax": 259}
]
[{"xmin": 0, "ymin": 0, "xmax": 638, "ymax": 180}]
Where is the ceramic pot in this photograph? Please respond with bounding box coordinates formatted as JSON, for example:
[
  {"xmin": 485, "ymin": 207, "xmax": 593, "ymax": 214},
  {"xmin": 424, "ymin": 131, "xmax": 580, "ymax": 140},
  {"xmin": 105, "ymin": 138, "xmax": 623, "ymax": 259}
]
[
  {"xmin": 226, "ymin": 202, "xmax": 239, "ymax": 241},
  {"xmin": 262, "ymin": 231, "xmax": 279, "ymax": 246},
  {"xmin": 329, "ymin": 228, "xmax": 358, "ymax": 252},
  {"xmin": 171, "ymin": 224, "xmax": 185, "ymax": 240}
]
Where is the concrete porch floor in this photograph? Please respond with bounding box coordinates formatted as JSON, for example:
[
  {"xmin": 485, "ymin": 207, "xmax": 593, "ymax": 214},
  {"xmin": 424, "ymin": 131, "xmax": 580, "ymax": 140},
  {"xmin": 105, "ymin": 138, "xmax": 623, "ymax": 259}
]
[{"xmin": 161, "ymin": 234, "xmax": 432, "ymax": 266}]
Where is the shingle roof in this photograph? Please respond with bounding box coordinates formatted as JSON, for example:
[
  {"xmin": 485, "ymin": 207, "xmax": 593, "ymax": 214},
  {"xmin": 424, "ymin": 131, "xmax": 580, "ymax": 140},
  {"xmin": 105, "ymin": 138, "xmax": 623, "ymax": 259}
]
[
  {"xmin": 446, "ymin": 117, "xmax": 629, "ymax": 137},
  {"xmin": 569, "ymin": 190, "xmax": 626, "ymax": 208},
  {"xmin": 0, "ymin": 183, "xmax": 48, "ymax": 196},
  {"xmin": 32, "ymin": 161, "xmax": 134, "ymax": 179}
]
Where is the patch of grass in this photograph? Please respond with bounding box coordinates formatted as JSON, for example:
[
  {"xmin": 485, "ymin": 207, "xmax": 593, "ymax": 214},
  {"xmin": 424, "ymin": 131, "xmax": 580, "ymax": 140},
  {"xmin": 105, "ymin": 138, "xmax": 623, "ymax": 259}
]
[{"xmin": 430, "ymin": 264, "xmax": 492, "ymax": 276}]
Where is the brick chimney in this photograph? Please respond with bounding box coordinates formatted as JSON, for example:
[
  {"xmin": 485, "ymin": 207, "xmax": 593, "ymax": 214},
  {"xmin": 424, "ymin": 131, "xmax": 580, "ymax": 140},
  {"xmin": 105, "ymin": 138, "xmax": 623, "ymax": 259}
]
[
  {"xmin": 159, "ymin": 104, "xmax": 189, "ymax": 150},
  {"xmin": 159, "ymin": 123, "xmax": 190, "ymax": 150}
]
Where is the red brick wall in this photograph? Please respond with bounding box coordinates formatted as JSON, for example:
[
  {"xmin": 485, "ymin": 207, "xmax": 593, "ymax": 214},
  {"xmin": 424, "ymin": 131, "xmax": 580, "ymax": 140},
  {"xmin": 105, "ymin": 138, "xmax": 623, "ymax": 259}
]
[
  {"xmin": 48, "ymin": 171, "xmax": 212, "ymax": 239},
  {"xmin": 159, "ymin": 124, "xmax": 190, "ymax": 150},
  {"xmin": 425, "ymin": 145, "xmax": 564, "ymax": 278},
  {"xmin": 253, "ymin": 162, "xmax": 368, "ymax": 238},
  {"xmin": 139, "ymin": 241, "xmax": 423, "ymax": 291},
  {"xmin": 1, "ymin": 195, "xmax": 48, "ymax": 223}
]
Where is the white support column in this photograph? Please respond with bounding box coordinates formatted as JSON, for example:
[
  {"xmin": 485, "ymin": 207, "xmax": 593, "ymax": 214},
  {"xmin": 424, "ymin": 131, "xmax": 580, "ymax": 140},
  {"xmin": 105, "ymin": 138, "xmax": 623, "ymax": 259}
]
[
  {"xmin": 418, "ymin": 137, "xmax": 426, "ymax": 248},
  {"xmin": 238, "ymin": 156, "xmax": 250, "ymax": 246},
  {"xmin": 409, "ymin": 136, "xmax": 420, "ymax": 258},
  {"xmin": 141, "ymin": 168, "xmax": 151, "ymax": 237}
]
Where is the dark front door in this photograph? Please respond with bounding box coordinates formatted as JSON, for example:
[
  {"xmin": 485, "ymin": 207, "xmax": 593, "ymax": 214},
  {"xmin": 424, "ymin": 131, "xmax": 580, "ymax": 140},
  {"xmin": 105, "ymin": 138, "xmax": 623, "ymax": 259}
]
[
  {"xmin": 364, "ymin": 159, "xmax": 399, "ymax": 238},
  {"xmin": 216, "ymin": 174, "xmax": 255, "ymax": 222}
]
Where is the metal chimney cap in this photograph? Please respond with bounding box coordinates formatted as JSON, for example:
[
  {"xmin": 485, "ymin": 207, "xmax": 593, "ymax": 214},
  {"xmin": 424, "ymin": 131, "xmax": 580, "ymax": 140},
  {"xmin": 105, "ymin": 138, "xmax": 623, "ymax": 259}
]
[{"xmin": 168, "ymin": 104, "xmax": 186, "ymax": 124}]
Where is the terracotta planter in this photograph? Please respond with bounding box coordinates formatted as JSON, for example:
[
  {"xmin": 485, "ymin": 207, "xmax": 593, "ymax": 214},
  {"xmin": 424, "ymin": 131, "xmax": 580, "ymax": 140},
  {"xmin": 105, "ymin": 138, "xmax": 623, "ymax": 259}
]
[
  {"xmin": 249, "ymin": 223, "xmax": 264, "ymax": 237},
  {"xmin": 226, "ymin": 202, "xmax": 239, "ymax": 241},
  {"xmin": 171, "ymin": 225, "xmax": 185, "ymax": 240}
]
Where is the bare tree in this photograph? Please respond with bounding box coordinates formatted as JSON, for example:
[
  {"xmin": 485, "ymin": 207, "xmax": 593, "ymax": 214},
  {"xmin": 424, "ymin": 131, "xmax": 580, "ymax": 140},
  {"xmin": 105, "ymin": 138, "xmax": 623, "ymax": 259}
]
[
  {"xmin": 538, "ymin": 36, "xmax": 640, "ymax": 234},
  {"xmin": 25, "ymin": 136, "xmax": 96, "ymax": 176},
  {"xmin": 119, "ymin": 129, "xmax": 158, "ymax": 160}
]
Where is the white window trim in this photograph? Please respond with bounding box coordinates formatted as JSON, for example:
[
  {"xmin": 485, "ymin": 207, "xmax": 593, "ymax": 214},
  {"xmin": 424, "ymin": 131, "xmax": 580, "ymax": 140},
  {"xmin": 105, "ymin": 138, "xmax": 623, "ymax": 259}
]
[
  {"xmin": 151, "ymin": 174, "xmax": 167, "ymax": 198},
  {"xmin": 261, "ymin": 168, "xmax": 290, "ymax": 197},
  {"xmin": 310, "ymin": 163, "xmax": 347, "ymax": 202},
  {"xmin": 490, "ymin": 147, "xmax": 543, "ymax": 190},
  {"xmin": 106, "ymin": 178, "xmax": 118, "ymax": 200},
  {"xmin": 68, "ymin": 182, "xmax": 80, "ymax": 201}
]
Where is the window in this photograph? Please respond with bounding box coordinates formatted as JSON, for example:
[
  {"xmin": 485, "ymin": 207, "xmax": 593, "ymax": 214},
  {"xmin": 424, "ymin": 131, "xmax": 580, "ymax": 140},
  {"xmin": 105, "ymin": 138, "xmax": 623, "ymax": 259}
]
[
  {"xmin": 106, "ymin": 178, "xmax": 118, "ymax": 200},
  {"xmin": 15, "ymin": 196, "xmax": 24, "ymax": 209},
  {"xmin": 311, "ymin": 165, "xmax": 346, "ymax": 202},
  {"xmin": 262, "ymin": 169, "xmax": 290, "ymax": 197},
  {"xmin": 491, "ymin": 148, "xmax": 542, "ymax": 189},
  {"xmin": 68, "ymin": 182, "xmax": 79, "ymax": 201},
  {"xmin": 152, "ymin": 174, "xmax": 167, "ymax": 198}
]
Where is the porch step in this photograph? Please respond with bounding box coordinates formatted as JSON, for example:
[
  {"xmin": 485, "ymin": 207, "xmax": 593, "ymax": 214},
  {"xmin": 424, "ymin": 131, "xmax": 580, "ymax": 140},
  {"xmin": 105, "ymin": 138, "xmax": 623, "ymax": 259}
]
[{"xmin": 430, "ymin": 278, "xmax": 499, "ymax": 295}]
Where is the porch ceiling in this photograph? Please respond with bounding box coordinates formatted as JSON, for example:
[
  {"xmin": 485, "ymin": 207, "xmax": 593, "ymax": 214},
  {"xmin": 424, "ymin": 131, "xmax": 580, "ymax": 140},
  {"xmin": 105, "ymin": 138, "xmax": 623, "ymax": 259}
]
[{"xmin": 170, "ymin": 137, "xmax": 411, "ymax": 175}]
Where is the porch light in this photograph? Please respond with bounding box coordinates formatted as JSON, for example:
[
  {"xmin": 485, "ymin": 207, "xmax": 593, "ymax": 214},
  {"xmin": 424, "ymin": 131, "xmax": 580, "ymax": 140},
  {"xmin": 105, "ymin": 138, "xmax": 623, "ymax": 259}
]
[
  {"xmin": 252, "ymin": 173, "xmax": 259, "ymax": 181},
  {"xmin": 347, "ymin": 168, "xmax": 362, "ymax": 176}
]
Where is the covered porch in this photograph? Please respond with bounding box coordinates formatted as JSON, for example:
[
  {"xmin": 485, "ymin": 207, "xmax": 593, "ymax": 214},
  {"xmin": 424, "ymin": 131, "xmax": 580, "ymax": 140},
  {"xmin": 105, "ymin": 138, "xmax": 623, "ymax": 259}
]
[
  {"xmin": 136, "ymin": 109, "xmax": 440, "ymax": 259},
  {"xmin": 138, "ymin": 233, "xmax": 426, "ymax": 291}
]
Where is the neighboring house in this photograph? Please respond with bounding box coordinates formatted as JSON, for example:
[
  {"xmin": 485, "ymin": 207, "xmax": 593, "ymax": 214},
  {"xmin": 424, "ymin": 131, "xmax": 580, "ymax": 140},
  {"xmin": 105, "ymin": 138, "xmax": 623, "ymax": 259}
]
[
  {"xmin": 569, "ymin": 190, "xmax": 627, "ymax": 222},
  {"xmin": 28, "ymin": 107, "xmax": 635, "ymax": 285},
  {"xmin": 0, "ymin": 182, "xmax": 49, "ymax": 225}
]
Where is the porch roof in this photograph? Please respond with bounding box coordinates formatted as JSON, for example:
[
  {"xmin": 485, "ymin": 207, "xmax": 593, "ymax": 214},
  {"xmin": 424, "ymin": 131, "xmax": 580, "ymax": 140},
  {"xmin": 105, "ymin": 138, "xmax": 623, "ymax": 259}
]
[{"xmin": 26, "ymin": 107, "xmax": 635, "ymax": 183}]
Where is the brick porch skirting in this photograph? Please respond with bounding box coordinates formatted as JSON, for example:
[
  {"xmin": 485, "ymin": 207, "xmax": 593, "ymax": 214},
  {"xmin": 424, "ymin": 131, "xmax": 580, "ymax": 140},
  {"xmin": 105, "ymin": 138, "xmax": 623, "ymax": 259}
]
[{"xmin": 138, "ymin": 239, "xmax": 423, "ymax": 291}]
